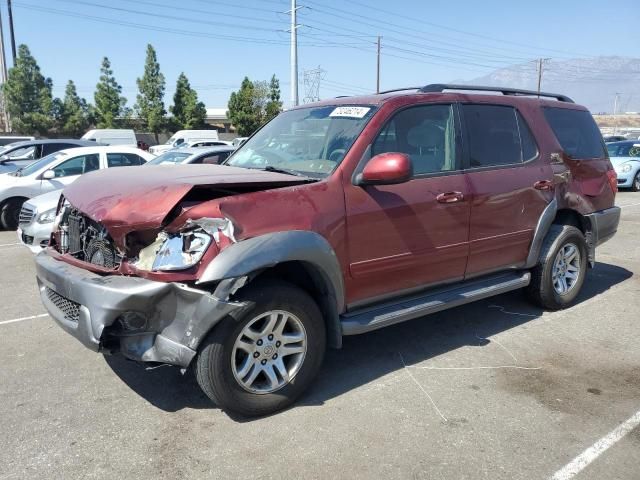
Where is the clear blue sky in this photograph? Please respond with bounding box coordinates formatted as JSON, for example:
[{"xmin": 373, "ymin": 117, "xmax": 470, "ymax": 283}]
[{"xmin": 6, "ymin": 0, "xmax": 639, "ymax": 108}]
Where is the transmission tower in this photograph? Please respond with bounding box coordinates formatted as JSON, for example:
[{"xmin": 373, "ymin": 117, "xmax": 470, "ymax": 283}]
[{"xmin": 303, "ymin": 66, "xmax": 326, "ymax": 103}]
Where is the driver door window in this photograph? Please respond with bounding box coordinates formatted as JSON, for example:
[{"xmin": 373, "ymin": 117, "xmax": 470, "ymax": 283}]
[
  {"xmin": 51, "ymin": 153, "xmax": 100, "ymax": 178},
  {"xmin": 372, "ymin": 104, "xmax": 458, "ymax": 175}
]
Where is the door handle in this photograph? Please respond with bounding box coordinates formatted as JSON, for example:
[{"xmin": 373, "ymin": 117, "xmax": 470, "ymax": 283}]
[
  {"xmin": 436, "ymin": 191, "xmax": 464, "ymax": 203},
  {"xmin": 534, "ymin": 180, "xmax": 554, "ymax": 191}
]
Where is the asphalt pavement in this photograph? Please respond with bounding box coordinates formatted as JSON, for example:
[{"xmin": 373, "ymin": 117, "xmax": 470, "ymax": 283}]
[{"xmin": 1, "ymin": 192, "xmax": 639, "ymax": 480}]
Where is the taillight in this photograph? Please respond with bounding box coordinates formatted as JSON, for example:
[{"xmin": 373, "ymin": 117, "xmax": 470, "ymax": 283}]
[{"xmin": 606, "ymin": 169, "xmax": 618, "ymax": 194}]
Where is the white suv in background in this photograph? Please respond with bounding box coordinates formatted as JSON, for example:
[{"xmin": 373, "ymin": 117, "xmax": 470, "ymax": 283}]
[{"xmin": 1, "ymin": 146, "xmax": 154, "ymax": 230}]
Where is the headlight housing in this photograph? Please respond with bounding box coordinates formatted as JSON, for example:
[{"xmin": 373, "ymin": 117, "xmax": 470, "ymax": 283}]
[
  {"xmin": 37, "ymin": 208, "xmax": 57, "ymax": 224},
  {"xmin": 151, "ymin": 231, "xmax": 211, "ymax": 271},
  {"xmin": 621, "ymin": 163, "xmax": 632, "ymax": 173}
]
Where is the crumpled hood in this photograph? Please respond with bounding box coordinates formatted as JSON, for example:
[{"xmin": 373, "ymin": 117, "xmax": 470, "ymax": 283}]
[{"xmin": 63, "ymin": 164, "xmax": 307, "ymax": 233}]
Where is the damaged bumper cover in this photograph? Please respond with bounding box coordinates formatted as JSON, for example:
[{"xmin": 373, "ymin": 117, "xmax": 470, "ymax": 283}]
[{"xmin": 35, "ymin": 250, "xmax": 248, "ymax": 367}]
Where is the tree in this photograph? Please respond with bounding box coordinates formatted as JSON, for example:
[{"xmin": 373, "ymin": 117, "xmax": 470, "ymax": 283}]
[
  {"xmin": 265, "ymin": 74, "xmax": 282, "ymax": 122},
  {"xmin": 3, "ymin": 44, "xmax": 53, "ymax": 135},
  {"xmin": 135, "ymin": 44, "xmax": 165, "ymax": 138},
  {"xmin": 170, "ymin": 73, "xmax": 206, "ymax": 129},
  {"xmin": 228, "ymin": 77, "xmax": 261, "ymax": 136},
  {"xmin": 94, "ymin": 57, "xmax": 126, "ymax": 128},
  {"xmin": 58, "ymin": 80, "xmax": 91, "ymax": 137}
]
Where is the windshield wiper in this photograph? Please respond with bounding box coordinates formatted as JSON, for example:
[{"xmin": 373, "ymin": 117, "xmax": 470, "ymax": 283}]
[{"xmin": 261, "ymin": 165, "xmax": 309, "ymax": 178}]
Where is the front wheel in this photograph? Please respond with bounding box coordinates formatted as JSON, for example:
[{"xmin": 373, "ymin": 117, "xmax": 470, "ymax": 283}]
[
  {"xmin": 195, "ymin": 281, "xmax": 326, "ymax": 417},
  {"xmin": 631, "ymin": 171, "xmax": 640, "ymax": 192},
  {"xmin": 526, "ymin": 225, "xmax": 588, "ymax": 310},
  {"xmin": 0, "ymin": 198, "xmax": 24, "ymax": 230}
]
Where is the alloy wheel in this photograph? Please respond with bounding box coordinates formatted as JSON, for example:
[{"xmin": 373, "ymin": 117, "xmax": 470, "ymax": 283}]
[{"xmin": 552, "ymin": 243, "xmax": 581, "ymax": 295}]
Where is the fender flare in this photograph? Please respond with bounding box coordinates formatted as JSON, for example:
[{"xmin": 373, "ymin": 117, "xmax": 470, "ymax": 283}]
[
  {"xmin": 524, "ymin": 198, "xmax": 557, "ymax": 268},
  {"xmin": 197, "ymin": 230, "xmax": 345, "ymax": 347}
]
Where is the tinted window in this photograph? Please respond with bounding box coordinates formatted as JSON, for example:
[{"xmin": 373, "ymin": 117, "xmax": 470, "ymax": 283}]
[
  {"xmin": 51, "ymin": 154, "xmax": 100, "ymax": 178},
  {"xmin": 42, "ymin": 143, "xmax": 77, "ymax": 156},
  {"xmin": 372, "ymin": 104, "xmax": 458, "ymax": 175},
  {"xmin": 543, "ymin": 107, "xmax": 605, "ymax": 159},
  {"xmin": 5, "ymin": 145, "xmax": 38, "ymax": 160},
  {"xmin": 462, "ymin": 105, "xmax": 526, "ymax": 167},
  {"xmin": 107, "ymin": 153, "xmax": 145, "ymax": 167},
  {"xmin": 196, "ymin": 152, "xmax": 230, "ymax": 165}
]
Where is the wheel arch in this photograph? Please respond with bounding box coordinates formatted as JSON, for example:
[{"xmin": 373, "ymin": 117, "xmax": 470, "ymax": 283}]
[
  {"xmin": 197, "ymin": 231, "xmax": 345, "ymax": 349},
  {"xmin": 526, "ymin": 198, "xmax": 595, "ymax": 268}
]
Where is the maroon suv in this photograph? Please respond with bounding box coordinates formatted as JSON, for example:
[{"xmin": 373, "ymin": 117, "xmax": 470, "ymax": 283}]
[{"xmin": 35, "ymin": 84, "xmax": 620, "ymax": 416}]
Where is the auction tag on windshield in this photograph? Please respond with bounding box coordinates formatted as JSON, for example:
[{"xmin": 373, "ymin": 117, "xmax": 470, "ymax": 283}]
[{"xmin": 329, "ymin": 106, "xmax": 371, "ymax": 118}]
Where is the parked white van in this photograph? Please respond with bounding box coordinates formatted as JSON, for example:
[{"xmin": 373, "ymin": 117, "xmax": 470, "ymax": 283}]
[
  {"xmin": 81, "ymin": 129, "xmax": 137, "ymax": 147},
  {"xmin": 149, "ymin": 130, "xmax": 220, "ymax": 154}
]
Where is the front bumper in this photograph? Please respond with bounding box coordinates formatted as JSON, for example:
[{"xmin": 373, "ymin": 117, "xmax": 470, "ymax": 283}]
[
  {"xmin": 18, "ymin": 222, "xmax": 52, "ymax": 253},
  {"xmin": 35, "ymin": 250, "xmax": 248, "ymax": 367}
]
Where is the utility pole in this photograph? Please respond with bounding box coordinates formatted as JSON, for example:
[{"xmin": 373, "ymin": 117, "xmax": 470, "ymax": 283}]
[
  {"xmin": 376, "ymin": 36, "xmax": 381, "ymax": 94},
  {"xmin": 288, "ymin": 0, "xmax": 302, "ymax": 107},
  {"xmin": 7, "ymin": 0, "xmax": 16, "ymax": 64},
  {"xmin": 536, "ymin": 58, "xmax": 551, "ymax": 94},
  {"xmin": 0, "ymin": 7, "xmax": 10, "ymax": 131},
  {"xmin": 613, "ymin": 92, "xmax": 621, "ymax": 135}
]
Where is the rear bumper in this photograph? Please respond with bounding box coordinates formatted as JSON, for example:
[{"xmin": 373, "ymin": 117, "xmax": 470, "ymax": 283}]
[
  {"xmin": 586, "ymin": 206, "xmax": 621, "ymax": 247},
  {"xmin": 35, "ymin": 250, "xmax": 248, "ymax": 367}
]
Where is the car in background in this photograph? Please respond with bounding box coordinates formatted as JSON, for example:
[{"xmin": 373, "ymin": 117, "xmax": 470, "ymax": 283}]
[
  {"xmin": 177, "ymin": 140, "xmax": 232, "ymax": 149},
  {"xmin": 17, "ymin": 189, "xmax": 64, "ymax": 252},
  {"xmin": 232, "ymin": 137, "xmax": 248, "ymax": 147},
  {"xmin": 82, "ymin": 129, "xmax": 137, "ymax": 147},
  {"xmin": 607, "ymin": 140, "xmax": 640, "ymax": 191},
  {"xmin": 149, "ymin": 130, "xmax": 220, "ymax": 155},
  {"xmin": 146, "ymin": 146, "xmax": 235, "ymax": 166},
  {"xmin": 0, "ymin": 135, "xmax": 35, "ymax": 146},
  {"xmin": 1, "ymin": 146, "xmax": 154, "ymax": 230},
  {"xmin": 0, "ymin": 139, "xmax": 103, "ymax": 174},
  {"xmin": 603, "ymin": 135, "xmax": 628, "ymax": 143}
]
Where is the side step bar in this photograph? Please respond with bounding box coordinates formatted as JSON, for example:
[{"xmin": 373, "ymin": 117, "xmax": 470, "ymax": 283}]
[{"xmin": 341, "ymin": 271, "xmax": 531, "ymax": 335}]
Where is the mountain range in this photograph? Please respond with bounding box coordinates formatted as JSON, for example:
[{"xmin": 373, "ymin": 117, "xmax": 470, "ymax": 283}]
[{"xmin": 459, "ymin": 56, "xmax": 640, "ymax": 113}]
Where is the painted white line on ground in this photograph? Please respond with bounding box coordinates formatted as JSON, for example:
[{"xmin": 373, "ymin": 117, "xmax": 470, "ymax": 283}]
[
  {"xmin": 0, "ymin": 313, "xmax": 49, "ymax": 326},
  {"xmin": 619, "ymin": 201, "xmax": 640, "ymax": 209},
  {"xmin": 0, "ymin": 242, "xmax": 20, "ymax": 247},
  {"xmin": 549, "ymin": 409, "xmax": 640, "ymax": 480}
]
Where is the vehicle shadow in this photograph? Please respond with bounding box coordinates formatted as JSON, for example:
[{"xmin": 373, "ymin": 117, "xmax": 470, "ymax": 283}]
[{"xmin": 103, "ymin": 262, "xmax": 633, "ymax": 417}]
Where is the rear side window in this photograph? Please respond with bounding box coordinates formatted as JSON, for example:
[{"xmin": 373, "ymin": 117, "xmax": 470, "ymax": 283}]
[
  {"xmin": 462, "ymin": 104, "xmax": 537, "ymax": 168},
  {"xmin": 107, "ymin": 153, "xmax": 146, "ymax": 167},
  {"xmin": 543, "ymin": 108, "xmax": 605, "ymax": 159},
  {"xmin": 42, "ymin": 143, "xmax": 76, "ymax": 156}
]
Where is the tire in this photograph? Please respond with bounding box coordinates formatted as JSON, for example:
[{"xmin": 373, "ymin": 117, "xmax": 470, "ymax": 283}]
[
  {"xmin": 526, "ymin": 224, "xmax": 588, "ymax": 310},
  {"xmin": 632, "ymin": 171, "xmax": 640, "ymax": 192},
  {"xmin": 0, "ymin": 198, "xmax": 24, "ymax": 230},
  {"xmin": 195, "ymin": 280, "xmax": 326, "ymax": 417}
]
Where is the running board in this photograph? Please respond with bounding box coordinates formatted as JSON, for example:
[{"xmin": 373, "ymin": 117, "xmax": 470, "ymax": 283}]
[{"xmin": 341, "ymin": 271, "xmax": 531, "ymax": 335}]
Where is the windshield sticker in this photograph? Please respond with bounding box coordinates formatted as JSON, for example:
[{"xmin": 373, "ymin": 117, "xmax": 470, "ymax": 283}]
[{"xmin": 329, "ymin": 106, "xmax": 371, "ymax": 119}]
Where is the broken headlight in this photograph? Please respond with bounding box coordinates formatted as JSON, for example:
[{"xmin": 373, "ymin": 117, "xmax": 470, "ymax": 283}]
[{"xmin": 136, "ymin": 231, "xmax": 211, "ymax": 272}]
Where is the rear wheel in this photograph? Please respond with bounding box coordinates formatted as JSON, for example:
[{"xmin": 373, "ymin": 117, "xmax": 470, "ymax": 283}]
[
  {"xmin": 195, "ymin": 281, "xmax": 326, "ymax": 417},
  {"xmin": 632, "ymin": 171, "xmax": 640, "ymax": 192},
  {"xmin": 526, "ymin": 225, "xmax": 588, "ymax": 310},
  {"xmin": 0, "ymin": 198, "xmax": 24, "ymax": 230}
]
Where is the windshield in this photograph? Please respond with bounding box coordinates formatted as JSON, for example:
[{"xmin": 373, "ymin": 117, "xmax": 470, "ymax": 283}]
[
  {"xmin": 14, "ymin": 152, "xmax": 66, "ymax": 177},
  {"xmin": 607, "ymin": 143, "xmax": 640, "ymax": 158},
  {"xmin": 146, "ymin": 151, "xmax": 192, "ymax": 165},
  {"xmin": 165, "ymin": 136, "xmax": 177, "ymax": 145},
  {"xmin": 226, "ymin": 105, "xmax": 377, "ymax": 178}
]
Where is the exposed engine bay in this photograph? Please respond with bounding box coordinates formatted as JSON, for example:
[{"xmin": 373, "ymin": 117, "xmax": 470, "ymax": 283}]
[{"xmin": 56, "ymin": 207, "xmax": 122, "ymax": 269}]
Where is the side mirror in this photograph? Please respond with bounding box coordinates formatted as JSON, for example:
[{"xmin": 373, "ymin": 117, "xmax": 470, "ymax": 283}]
[
  {"xmin": 357, "ymin": 152, "xmax": 412, "ymax": 186},
  {"xmin": 42, "ymin": 170, "xmax": 55, "ymax": 180}
]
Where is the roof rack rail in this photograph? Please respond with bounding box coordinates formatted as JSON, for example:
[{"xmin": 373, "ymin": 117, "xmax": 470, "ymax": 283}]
[
  {"xmin": 377, "ymin": 87, "xmax": 421, "ymax": 95},
  {"xmin": 418, "ymin": 84, "xmax": 574, "ymax": 103}
]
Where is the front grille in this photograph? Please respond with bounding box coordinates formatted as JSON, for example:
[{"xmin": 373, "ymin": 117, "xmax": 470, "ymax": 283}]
[
  {"xmin": 18, "ymin": 204, "xmax": 35, "ymax": 225},
  {"xmin": 45, "ymin": 287, "xmax": 80, "ymax": 323}
]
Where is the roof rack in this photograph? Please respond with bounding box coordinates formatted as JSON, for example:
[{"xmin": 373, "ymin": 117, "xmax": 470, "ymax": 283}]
[
  {"xmin": 418, "ymin": 84, "xmax": 574, "ymax": 103},
  {"xmin": 378, "ymin": 87, "xmax": 421, "ymax": 95}
]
